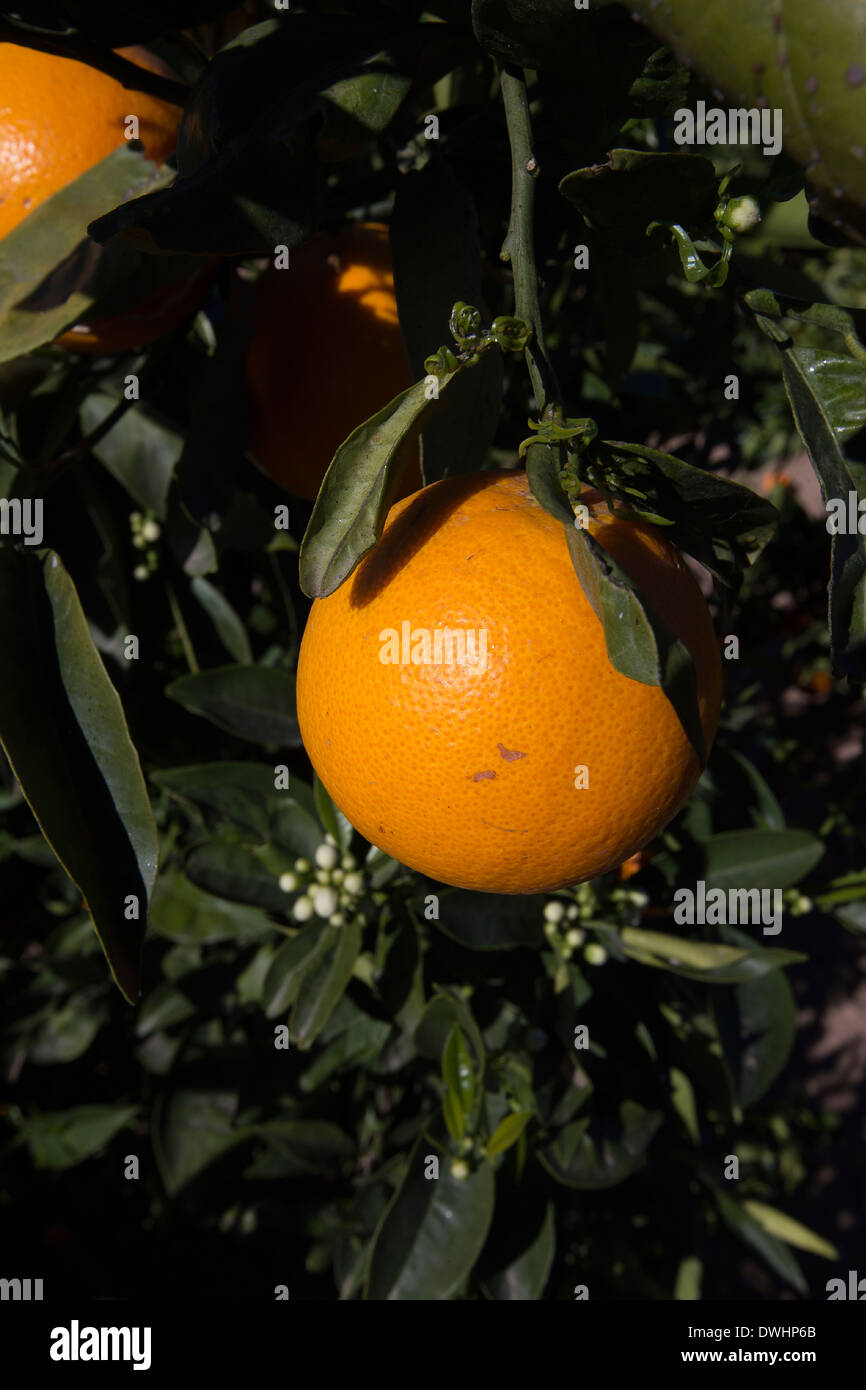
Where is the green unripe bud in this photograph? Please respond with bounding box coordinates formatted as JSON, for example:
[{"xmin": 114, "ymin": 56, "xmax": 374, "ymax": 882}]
[{"xmin": 584, "ymin": 943, "xmax": 608, "ymax": 967}]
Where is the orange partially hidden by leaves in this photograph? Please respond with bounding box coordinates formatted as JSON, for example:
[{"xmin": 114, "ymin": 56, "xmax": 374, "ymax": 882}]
[
  {"xmin": 55, "ymin": 260, "xmax": 219, "ymax": 354},
  {"xmin": 0, "ymin": 42, "xmax": 199, "ymax": 354},
  {"xmin": 618, "ymin": 848, "xmax": 653, "ymax": 880},
  {"xmin": 245, "ymin": 221, "xmax": 421, "ymax": 502},
  {"xmin": 297, "ymin": 469, "xmax": 723, "ymax": 895},
  {"xmin": 0, "ymin": 43, "xmax": 181, "ymax": 242}
]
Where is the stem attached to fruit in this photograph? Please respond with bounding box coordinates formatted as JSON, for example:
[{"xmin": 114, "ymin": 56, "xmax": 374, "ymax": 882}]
[{"xmin": 499, "ymin": 64, "xmax": 563, "ymax": 420}]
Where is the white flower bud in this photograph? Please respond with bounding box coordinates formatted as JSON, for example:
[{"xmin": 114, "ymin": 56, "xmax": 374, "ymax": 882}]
[
  {"xmin": 314, "ymin": 843, "xmax": 339, "ymax": 871},
  {"xmin": 313, "ymin": 886, "xmax": 339, "ymax": 919}
]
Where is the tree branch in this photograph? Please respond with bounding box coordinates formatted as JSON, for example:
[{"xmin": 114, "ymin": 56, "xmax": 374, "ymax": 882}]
[{"xmin": 499, "ymin": 63, "xmax": 562, "ymax": 420}]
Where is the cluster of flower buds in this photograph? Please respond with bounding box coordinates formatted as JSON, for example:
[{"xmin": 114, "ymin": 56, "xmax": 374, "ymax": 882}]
[
  {"xmin": 279, "ymin": 834, "xmax": 365, "ymax": 926},
  {"xmin": 130, "ymin": 511, "xmax": 161, "ymax": 582}
]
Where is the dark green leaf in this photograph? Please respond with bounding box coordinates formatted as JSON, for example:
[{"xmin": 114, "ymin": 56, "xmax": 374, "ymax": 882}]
[
  {"xmin": 415, "ymin": 992, "xmax": 485, "ymax": 1080},
  {"xmin": 0, "ymin": 144, "xmax": 174, "ymax": 362},
  {"xmin": 313, "ymin": 775, "xmax": 353, "ymax": 851},
  {"xmin": 262, "ymin": 921, "xmax": 333, "ymax": 1018},
  {"xmin": 591, "ymin": 440, "xmax": 778, "ymax": 588},
  {"xmin": 566, "ymin": 523, "xmax": 706, "ymax": 762},
  {"xmin": 11, "ymin": 1103, "xmax": 139, "ymax": 1170},
  {"xmin": 245, "ymin": 1119, "xmax": 355, "ymax": 1179},
  {"xmin": 620, "ymin": 927, "xmax": 803, "ymax": 983},
  {"xmin": 365, "ymin": 1137, "xmax": 495, "ymax": 1299},
  {"xmin": 746, "ymin": 289, "xmax": 866, "ymax": 678},
  {"xmin": 299, "ymin": 371, "xmax": 463, "ymax": 599},
  {"xmin": 151, "ymin": 763, "xmax": 322, "ymax": 856},
  {"xmin": 430, "ymin": 888, "xmax": 545, "ymax": 951},
  {"xmin": 166, "ymin": 664, "xmax": 300, "ymax": 745},
  {"xmin": 714, "ymin": 928, "xmax": 797, "ymax": 1107},
  {"xmin": 189, "ymin": 578, "xmax": 253, "ymax": 665},
  {"xmin": 485, "ymin": 1202, "xmax": 555, "ymax": 1301},
  {"xmin": 148, "ymin": 868, "xmax": 273, "ymax": 944},
  {"xmin": 184, "ymin": 842, "xmax": 292, "ymax": 914},
  {"xmin": 525, "ymin": 441, "xmax": 573, "ymax": 524},
  {"xmin": 90, "ymin": 16, "xmax": 438, "ymax": 255},
  {"xmin": 291, "ymin": 919, "xmax": 363, "ymax": 1048},
  {"xmin": 0, "ymin": 549, "xmax": 158, "ymax": 1002},
  {"xmin": 560, "ymin": 149, "xmax": 719, "ymax": 255},
  {"xmin": 27, "ymin": 995, "xmax": 107, "ymax": 1064},
  {"xmin": 135, "ymin": 980, "xmax": 197, "ymax": 1037},
  {"xmin": 81, "ymin": 392, "xmax": 181, "ymax": 520},
  {"xmin": 724, "ymin": 748, "xmax": 786, "ymax": 831},
  {"xmin": 539, "ymin": 1099, "xmax": 663, "ymax": 1189},
  {"xmin": 700, "ymin": 828, "xmax": 825, "ymax": 890},
  {"xmin": 153, "ymin": 1090, "xmax": 253, "ymax": 1196}
]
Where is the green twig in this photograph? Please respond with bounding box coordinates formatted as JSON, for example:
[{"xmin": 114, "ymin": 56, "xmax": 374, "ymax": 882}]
[
  {"xmin": 166, "ymin": 580, "xmax": 199, "ymax": 674},
  {"xmin": 499, "ymin": 64, "xmax": 562, "ymax": 419}
]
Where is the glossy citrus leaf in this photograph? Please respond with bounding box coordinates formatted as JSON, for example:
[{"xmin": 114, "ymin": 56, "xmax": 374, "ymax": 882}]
[
  {"xmin": 484, "ymin": 1201, "xmax": 556, "ymax": 1301},
  {"xmin": 9, "ymin": 1102, "xmax": 139, "ymax": 1170},
  {"xmin": 746, "ymin": 289, "xmax": 866, "ymax": 679},
  {"xmin": 539, "ymin": 1100, "xmax": 663, "ymax": 1189},
  {"xmin": 0, "ymin": 548, "xmax": 158, "ymax": 1001},
  {"xmin": 152, "ymin": 1090, "xmax": 254, "ymax": 1196},
  {"xmin": 700, "ymin": 828, "xmax": 825, "ymax": 889},
  {"xmin": 566, "ymin": 523, "xmax": 706, "ymax": 763},
  {"xmin": 166, "ymin": 664, "xmax": 300, "ymax": 746},
  {"xmin": 365, "ymin": 1138, "xmax": 495, "ymax": 1299},
  {"xmin": 620, "ymin": 928, "xmax": 803, "ymax": 983},
  {"xmin": 291, "ymin": 919, "xmax": 363, "ymax": 1048},
  {"xmin": 299, "ymin": 373, "xmax": 460, "ymax": 598}
]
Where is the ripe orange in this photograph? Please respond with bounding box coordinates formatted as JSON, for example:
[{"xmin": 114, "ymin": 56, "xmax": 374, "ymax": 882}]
[
  {"xmin": 245, "ymin": 221, "xmax": 420, "ymax": 501},
  {"xmin": 0, "ymin": 43, "xmax": 181, "ymax": 242},
  {"xmin": 0, "ymin": 43, "xmax": 201, "ymax": 354},
  {"xmin": 297, "ymin": 470, "xmax": 722, "ymax": 895}
]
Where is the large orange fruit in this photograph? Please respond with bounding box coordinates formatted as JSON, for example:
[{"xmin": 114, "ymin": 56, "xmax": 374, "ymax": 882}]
[
  {"xmin": 0, "ymin": 43, "xmax": 204, "ymax": 354},
  {"xmin": 297, "ymin": 470, "xmax": 722, "ymax": 895},
  {"xmin": 0, "ymin": 43, "xmax": 181, "ymax": 241},
  {"xmin": 246, "ymin": 222, "xmax": 420, "ymax": 502}
]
